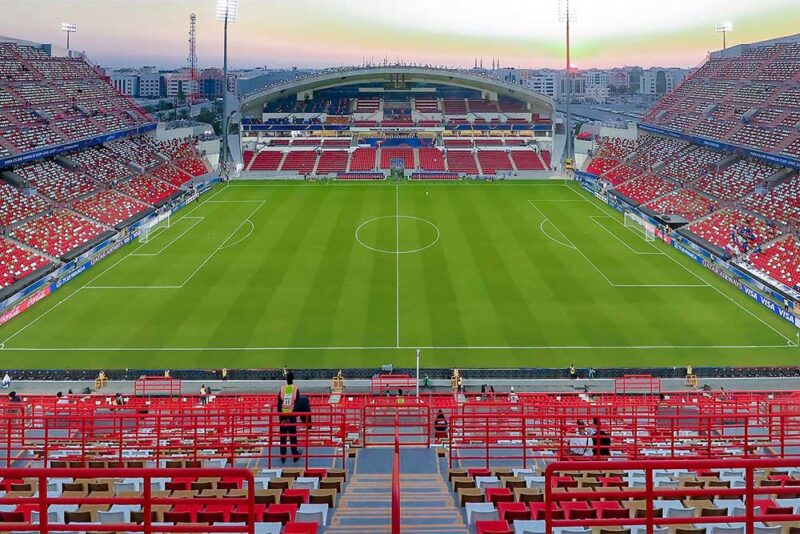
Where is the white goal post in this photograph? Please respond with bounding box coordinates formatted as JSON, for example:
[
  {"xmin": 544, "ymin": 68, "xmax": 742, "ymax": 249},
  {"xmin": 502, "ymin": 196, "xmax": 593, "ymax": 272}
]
[
  {"xmin": 139, "ymin": 211, "xmax": 171, "ymax": 244},
  {"xmin": 624, "ymin": 211, "xmax": 656, "ymax": 242}
]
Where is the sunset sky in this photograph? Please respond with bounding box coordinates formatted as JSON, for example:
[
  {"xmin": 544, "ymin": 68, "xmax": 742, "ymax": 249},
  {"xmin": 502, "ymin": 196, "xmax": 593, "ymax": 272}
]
[{"xmin": 0, "ymin": 0, "xmax": 798, "ymax": 70}]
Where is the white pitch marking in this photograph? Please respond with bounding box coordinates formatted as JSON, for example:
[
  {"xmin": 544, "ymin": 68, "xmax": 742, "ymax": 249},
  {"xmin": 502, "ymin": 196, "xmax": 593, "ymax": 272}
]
[
  {"xmin": 589, "ymin": 216, "xmax": 662, "ymax": 256},
  {"xmin": 1, "ymin": 344, "xmax": 794, "ymax": 351},
  {"xmin": 395, "ymin": 185, "xmax": 400, "ymax": 349},
  {"xmin": 130, "ymin": 217, "xmax": 205, "ymax": 257}
]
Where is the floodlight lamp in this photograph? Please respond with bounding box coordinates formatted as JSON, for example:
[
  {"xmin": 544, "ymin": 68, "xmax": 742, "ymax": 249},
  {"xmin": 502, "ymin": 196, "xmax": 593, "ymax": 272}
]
[
  {"xmin": 216, "ymin": 0, "xmax": 239, "ymax": 23},
  {"xmin": 715, "ymin": 22, "xmax": 733, "ymax": 33}
]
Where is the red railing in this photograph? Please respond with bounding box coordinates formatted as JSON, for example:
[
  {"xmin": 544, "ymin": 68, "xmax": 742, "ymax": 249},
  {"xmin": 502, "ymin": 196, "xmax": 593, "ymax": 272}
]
[
  {"xmin": 362, "ymin": 401, "xmax": 430, "ymax": 447},
  {"xmin": 614, "ymin": 374, "xmax": 661, "ymax": 395},
  {"xmin": 0, "ymin": 407, "xmax": 347, "ymax": 470},
  {"xmin": 544, "ymin": 458, "xmax": 800, "ymax": 534},
  {"xmin": 391, "ymin": 415, "xmax": 401, "ymax": 534},
  {"xmin": 0, "ymin": 467, "xmax": 255, "ymax": 533},
  {"xmin": 371, "ymin": 374, "xmax": 416, "ymax": 396},
  {"xmin": 133, "ymin": 376, "xmax": 182, "ymax": 397}
]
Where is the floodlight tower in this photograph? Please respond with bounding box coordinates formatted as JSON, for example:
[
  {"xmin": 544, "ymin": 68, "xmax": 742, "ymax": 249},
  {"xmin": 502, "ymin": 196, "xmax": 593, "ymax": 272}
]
[
  {"xmin": 217, "ymin": 0, "xmax": 239, "ymax": 174},
  {"xmin": 61, "ymin": 23, "xmax": 77, "ymax": 50},
  {"xmin": 189, "ymin": 13, "xmax": 199, "ymax": 105},
  {"xmin": 558, "ymin": 0, "xmax": 577, "ymax": 166},
  {"xmin": 716, "ymin": 22, "xmax": 733, "ymax": 57}
]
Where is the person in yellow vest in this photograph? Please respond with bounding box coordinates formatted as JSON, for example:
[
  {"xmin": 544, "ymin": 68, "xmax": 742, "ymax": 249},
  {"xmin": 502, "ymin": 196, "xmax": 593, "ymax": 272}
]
[{"xmin": 277, "ymin": 372, "xmax": 301, "ymax": 463}]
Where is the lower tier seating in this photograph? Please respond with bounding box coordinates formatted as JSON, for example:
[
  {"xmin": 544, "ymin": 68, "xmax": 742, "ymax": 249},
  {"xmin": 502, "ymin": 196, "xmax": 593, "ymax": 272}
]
[
  {"xmin": 380, "ymin": 148, "xmax": 414, "ymax": 170},
  {"xmin": 150, "ymin": 165, "xmax": 192, "ymax": 188},
  {"xmin": 175, "ymin": 157, "xmax": 208, "ymax": 177},
  {"xmin": 280, "ymin": 151, "xmax": 318, "ymax": 174},
  {"xmin": 615, "ymin": 175, "xmax": 676, "ymax": 204},
  {"xmin": 740, "ymin": 174, "xmax": 800, "ymax": 227},
  {"xmin": 686, "ymin": 209, "xmax": 780, "ymax": 255},
  {"xmin": 0, "ymin": 181, "xmax": 49, "ymax": 227},
  {"xmin": 510, "ymin": 150, "xmax": 546, "ymax": 171},
  {"xmin": 0, "ymin": 238, "xmax": 51, "ymax": 289},
  {"xmin": 118, "ymin": 175, "xmax": 178, "ymax": 205},
  {"xmin": 418, "ymin": 148, "xmax": 446, "ymax": 171},
  {"xmin": 72, "ymin": 190, "xmax": 149, "ymax": 226},
  {"xmin": 446, "ymin": 151, "xmax": 479, "ymax": 174},
  {"xmin": 349, "ymin": 148, "xmax": 377, "ymax": 171},
  {"xmin": 10, "ymin": 210, "xmax": 105, "ymax": 258},
  {"xmin": 643, "ymin": 189, "xmax": 719, "ymax": 222},
  {"xmin": 250, "ymin": 151, "xmax": 283, "ymax": 171},
  {"xmin": 747, "ymin": 235, "xmax": 800, "ymax": 290},
  {"xmin": 315, "ymin": 151, "xmax": 349, "ymax": 174}
]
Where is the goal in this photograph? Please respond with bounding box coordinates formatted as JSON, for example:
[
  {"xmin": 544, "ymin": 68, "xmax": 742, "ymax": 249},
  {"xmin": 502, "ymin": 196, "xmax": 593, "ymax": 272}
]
[
  {"xmin": 624, "ymin": 211, "xmax": 656, "ymax": 242},
  {"xmin": 139, "ymin": 211, "xmax": 170, "ymax": 244}
]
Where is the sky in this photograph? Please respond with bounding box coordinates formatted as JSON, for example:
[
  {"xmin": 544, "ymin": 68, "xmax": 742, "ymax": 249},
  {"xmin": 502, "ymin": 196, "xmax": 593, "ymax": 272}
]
[{"xmin": 0, "ymin": 0, "xmax": 798, "ymax": 70}]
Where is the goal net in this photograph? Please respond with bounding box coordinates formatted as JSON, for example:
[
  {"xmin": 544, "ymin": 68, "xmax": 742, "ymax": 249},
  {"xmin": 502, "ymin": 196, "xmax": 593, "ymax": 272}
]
[
  {"xmin": 139, "ymin": 211, "xmax": 171, "ymax": 244},
  {"xmin": 624, "ymin": 211, "xmax": 656, "ymax": 242}
]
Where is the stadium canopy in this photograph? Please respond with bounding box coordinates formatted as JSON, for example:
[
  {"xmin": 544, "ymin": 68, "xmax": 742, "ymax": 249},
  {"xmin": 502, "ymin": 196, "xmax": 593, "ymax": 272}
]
[{"xmin": 239, "ymin": 66, "xmax": 554, "ymax": 117}]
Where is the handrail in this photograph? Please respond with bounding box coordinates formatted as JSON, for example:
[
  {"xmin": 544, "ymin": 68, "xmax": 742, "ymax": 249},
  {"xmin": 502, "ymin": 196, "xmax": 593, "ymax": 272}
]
[
  {"xmin": 0, "ymin": 467, "xmax": 255, "ymax": 533},
  {"xmin": 544, "ymin": 458, "xmax": 800, "ymax": 534},
  {"xmin": 391, "ymin": 413, "xmax": 401, "ymax": 534}
]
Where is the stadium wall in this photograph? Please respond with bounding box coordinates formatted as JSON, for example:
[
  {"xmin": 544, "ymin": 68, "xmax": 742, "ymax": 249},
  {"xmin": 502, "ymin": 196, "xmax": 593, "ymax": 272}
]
[
  {"xmin": 0, "ymin": 176, "xmax": 222, "ymax": 328},
  {"xmin": 575, "ymin": 171, "xmax": 800, "ymax": 329}
]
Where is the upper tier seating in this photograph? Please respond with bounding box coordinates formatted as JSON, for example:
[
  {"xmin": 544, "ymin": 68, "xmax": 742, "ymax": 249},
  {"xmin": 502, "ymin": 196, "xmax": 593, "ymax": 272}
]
[
  {"xmin": 740, "ymin": 174, "xmax": 800, "ymax": 227},
  {"xmin": 476, "ymin": 151, "xmax": 513, "ymax": 175},
  {"xmin": 380, "ymin": 148, "xmax": 414, "ymax": 170},
  {"xmin": 250, "ymin": 151, "xmax": 283, "ymax": 171},
  {"xmin": 0, "ymin": 180, "xmax": 49, "ymax": 227},
  {"xmin": 602, "ymin": 164, "xmax": 641, "ymax": 186},
  {"xmin": 0, "ymin": 42, "xmax": 153, "ymax": 158},
  {"xmin": 72, "ymin": 190, "xmax": 149, "ymax": 226},
  {"xmin": 444, "ymin": 139, "xmax": 473, "ymax": 149},
  {"xmin": 105, "ymin": 138, "xmax": 162, "ymax": 169},
  {"xmin": 417, "ymin": 148, "xmax": 446, "ymax": 171},
  {"xmin": 118, "ymin": 175, "xmax": 178, "ymax": 205},
  {"xmin": 660, "ymin": 145, "xmax": 724, "ymax": 184},
  {"xmin": 349, "ymin": 148, "xmax": 377, "ymax": 171},
  {"xmin": 643, "ymin": 189, "xmax": 719, "ymax": 221},
  {"xmin": 643, "ymin": 41, "xmax": 800, "ymax": 155},
  {"xmin": 596, "ymin": 136, "xmax": 640, "ymax": 160},
  {"xmin": 615, "ymin": 175, "xmax": 677, "ymax": 204},
  {"xmin": 747, "ymin": 235, "xmax": 800, "ymax": 290},
  {"xmin": 414, "ymin": 98, "xmax": 440, "ymax": 113},
  {"xmin": 445, "ymin": 151, "xmax": 479, "ymax": 174},
  {"xmin": 10, "ymin": 210, "xmax": 105, "ymax": 258},
  {"xmin": 443, "ymin": 99, "xmax": 468, "ymax": 114},
  {"xmin": 14, "ymin": 159, "xmax": 96, "ymax": 203},
  {"xmin": 315, "ymin": 151, "xmax": 349, "ymax": 174},
  {"xmin": 630, "ymin": 135, "xmax": 686, "ymax": 170},
  {"xmin": 686, "ymin": 209, "xmax": 780, "ymax": 255},
  {"xmin": 69, "ymin": 146, "xmax": 132, "ymax": 185},
  {"xmin": 280, "ymin": 151, "xmax": 318, "ymax": 173},
  {"xmin": 693, "ymin": 159, "xmax": 775, "ymax": 201},
  {"xmin": 0, "ymin": 238, "xmax": 50, "ymax": 289}
]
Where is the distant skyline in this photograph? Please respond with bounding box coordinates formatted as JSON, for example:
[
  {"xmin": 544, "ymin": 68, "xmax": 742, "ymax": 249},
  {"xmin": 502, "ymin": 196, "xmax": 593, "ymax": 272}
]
[{"xmin": 0, "ymin": 0, "xmax": 799, "ymax": 70}]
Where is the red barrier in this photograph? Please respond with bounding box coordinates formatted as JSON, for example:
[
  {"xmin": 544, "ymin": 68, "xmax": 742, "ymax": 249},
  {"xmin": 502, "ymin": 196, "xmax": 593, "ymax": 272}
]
[
  {"xmin": 133, "ymin": 376, "xmax": 182, "ymax": 397},
  {"xmin": 0, "ymin": 467, "xmax": 255, "ymax": 533},
  {"xmin": 614, "ymin": 374, "xmax": 661, "ymax": 395},
  {"xmin": 544, "ymin": 458, "xmax": 800, "ymax": 534},
  {"xmin": 371, "ymin": 375, "xmax": 415, "ymax": 396}
]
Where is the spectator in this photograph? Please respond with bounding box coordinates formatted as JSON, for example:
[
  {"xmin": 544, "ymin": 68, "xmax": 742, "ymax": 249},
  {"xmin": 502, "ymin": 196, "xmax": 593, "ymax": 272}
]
[
  {"xmin": 434, "ymin": 410, "xmax": 448, "ymax": 440},
  {"xmin": 1, "ymin": 372, "xmax": 9, "ymax": 389},
  {"xmin": 569, "ymin": 420, "xmax": 591, "ymax": 456},
  {"xmin": 199, "ymin": 385, "xmax": 208, "ymax": 405},
  {"xmin": 569, "ymin": 364, "xmax": 578, "ymax": 380},
  {"xmin": 277, "ymin": 372, "xmax": 300, "ymax": 463},
  {"xmin": 588, "ymin": 367, "xmax": 596, "ymax": 380},
  {"xmin": 114, "ymin": 393, "xmax": 125, "ymax": 406},
  {"xmin": 508, "ymin": 387, "xmax": 519, "ymax": 403},
  {"xmin": 221, "ymin": 368, "xmax": 228, "ymax": 381},
  {"xmin": 56, "ymin": 392, "xmax": 69, "ymax": 404},
  {"xmin": 8, "ymin": 391, "xmax": 21, "ymax": 403}
]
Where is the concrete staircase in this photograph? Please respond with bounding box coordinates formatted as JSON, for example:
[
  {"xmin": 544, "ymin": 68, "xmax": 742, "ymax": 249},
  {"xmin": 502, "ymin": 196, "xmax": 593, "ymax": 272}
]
[{"xmin": 326, "ymin": 448, "xmax": 467, "ymax": 534}]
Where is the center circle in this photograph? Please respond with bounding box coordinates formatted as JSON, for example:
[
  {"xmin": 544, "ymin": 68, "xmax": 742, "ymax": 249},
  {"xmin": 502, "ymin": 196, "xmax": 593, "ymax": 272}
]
[{"xmin": 355, "ymin": 216, "xmax": 440, "ymax": 254}]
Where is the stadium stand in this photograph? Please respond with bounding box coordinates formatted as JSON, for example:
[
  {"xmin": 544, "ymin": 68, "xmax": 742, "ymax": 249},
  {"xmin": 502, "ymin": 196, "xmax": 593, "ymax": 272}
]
[
  {"xmin": 150, "ymin": 164, "xmax": 193, "ymax": 188},
  {"xmin": 349, "ymin": 147, "xmax": 377, "ymax": 171},
  {"xmin": 72, "ymin": 190, "xmax": 149, "ymax": 227},
  {"xmin": 117, "ymin": 174, "xmax": 179, "ymax": 205},
  {"xmin": 747, "ymin": 235, "xmax": 800, "ymax": 290},
  {"xmin": 445, "ymin": 151, "xmax": 479, "ymax": 174},
  {"xmin": 316, "ymin": 150, "xmax": 349, "ymax": 174},
  {"xmin": 380, "ymin": 147, "xmax": 414, "ymax": 170},
  {"xmin": 280, "ymin": 151, "xmax": 319, "ymax": 173},
  {"xmin": 417, "ymin": 148, "xmax": 446, "ymax": 171},
  {"xmin": 685, "ymin": 208, "xmax": 781, "ymax": 255},
  {"xmin": 741, "ymin": 174, "xmax": 800, "ymax": 227},
  {"xmin": 0, "ymin": 180, "xmax": 49, "ymax": 226},
  {"xmin": 615, "ymin": 174, "xmax": 677, "ymax": 204},
  {"xmin": 10, "ymin": 210, "xmax": 105, "ymax": 258},
  {"xmin": 643, "ymin": 188, "xmax": 719, "ymax": 221},
  {"xmin": 693, "ymin": 159, "xmax": 775, "ymax": 201},
  {"xmin": 0, "ymin": 238, "xmax": 51, "ymax": 289},
  {"xmin": 249, "ymin": 150, "xmax": 284, "ymax": 171},
  {"xmin": 13, "ymin": 159, "xmax": 96, "ymax": 203},
  {"xmin": 476, "ymin": 150, "xmax": 513, "ymax": 175}
]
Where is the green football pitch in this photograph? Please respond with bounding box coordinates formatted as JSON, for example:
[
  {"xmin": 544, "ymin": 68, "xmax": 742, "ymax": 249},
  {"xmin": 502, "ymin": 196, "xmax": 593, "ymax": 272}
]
[{"xmin": 0, "ymin": 179, "xmax": 797, "ymax": 370}]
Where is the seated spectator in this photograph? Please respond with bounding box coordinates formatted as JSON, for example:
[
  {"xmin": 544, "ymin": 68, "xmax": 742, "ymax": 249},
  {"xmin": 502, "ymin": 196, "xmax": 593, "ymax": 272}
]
[
  {"xmin": 569, "ymin": 420, "xmax": 591, "ymax": 456},
  {"xmin": 8, "ymin": 391, "xmax": 20, "ymax": 402},
  {"xmin": 434, "ymin": 410, "xmax": 448, "ymax": 439}
]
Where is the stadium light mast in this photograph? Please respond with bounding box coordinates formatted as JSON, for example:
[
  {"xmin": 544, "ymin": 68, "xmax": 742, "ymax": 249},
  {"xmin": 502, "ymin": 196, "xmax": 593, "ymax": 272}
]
[
  {"xmin": 716, "ymin": 22, "xmax": 733, "ymax": 56},
  {"xmin": 61, "ymin": 23, "xmax": 77, "ymax": 51},
  {"xmin": 217, "ymin": 0, "xmax": 239, "ymax": 176},
  {"xmin": 558, "ymin": 0, "xmax": 577, "ymax": 167}
]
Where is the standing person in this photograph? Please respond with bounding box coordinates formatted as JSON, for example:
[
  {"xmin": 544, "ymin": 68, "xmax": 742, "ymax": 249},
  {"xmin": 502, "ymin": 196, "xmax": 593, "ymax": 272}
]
[
  {"xmin": 1, "ymin": 372, "xmax": 9, "ymax": 388},
  {"xmin": 277, "ymin": 372, "xmax": 300, "ymax": 463},
  {"xmin": 569, "ymin": 364, "xmax": 578, "ymax": 380},
  {"xmin": 508, "ymin": 387, "xmax": 519, "ymax": 404},
  {"xmin": 434, "ymin": 410, "xmax": 448, "ymax": 440}
]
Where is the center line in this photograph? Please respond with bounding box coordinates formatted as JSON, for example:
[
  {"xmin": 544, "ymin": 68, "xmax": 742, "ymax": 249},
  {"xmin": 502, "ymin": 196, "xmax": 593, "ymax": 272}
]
[{"xmin": 395, "ymin": 185, "xmax": 400, "ymax": 348}]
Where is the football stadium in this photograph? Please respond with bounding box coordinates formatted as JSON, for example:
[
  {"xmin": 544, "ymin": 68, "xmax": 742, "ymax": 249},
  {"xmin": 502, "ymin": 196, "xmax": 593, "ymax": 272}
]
[{"xmin": 1, "ymin": 0, "xmax": 800, "ymax": 532}]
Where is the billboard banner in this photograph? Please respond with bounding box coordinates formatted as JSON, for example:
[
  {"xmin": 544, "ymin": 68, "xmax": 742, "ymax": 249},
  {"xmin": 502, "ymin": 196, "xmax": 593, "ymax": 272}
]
[{"xmin": 0, "ymin": 286, "xmax": 51, "ymax": 327}]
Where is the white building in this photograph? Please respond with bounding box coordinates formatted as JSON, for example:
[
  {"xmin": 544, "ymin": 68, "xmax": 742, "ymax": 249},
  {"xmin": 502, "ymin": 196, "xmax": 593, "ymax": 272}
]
[
  {"xmin": 639, "ymin": 68, "xmax": 691, "ymax": 95},
  {"xmin": 138, "ymin": 67, "xmax": 162, "ymax": 98},
  {"xmin": 111, "ymin": 74, "xmax": 138, "ymax": 96}
]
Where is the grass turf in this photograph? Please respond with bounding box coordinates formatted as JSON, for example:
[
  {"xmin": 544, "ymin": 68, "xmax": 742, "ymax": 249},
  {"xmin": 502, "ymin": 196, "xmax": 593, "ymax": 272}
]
[{"xmin": 0, "ymin": 179, "xmax": 797, "ymax": 369}]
